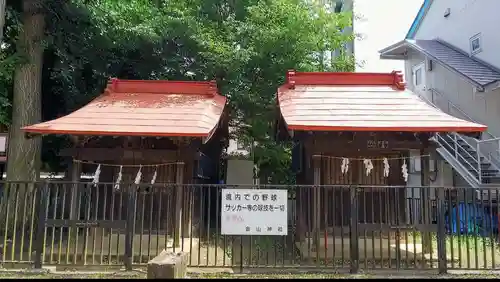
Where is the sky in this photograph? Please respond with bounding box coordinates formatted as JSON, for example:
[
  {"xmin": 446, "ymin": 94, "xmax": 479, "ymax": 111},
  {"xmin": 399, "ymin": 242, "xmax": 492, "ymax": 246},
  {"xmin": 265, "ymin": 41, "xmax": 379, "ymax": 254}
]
[{"xmin": 353, "ymin": 0, "xmax": 424, "ymax": 75}]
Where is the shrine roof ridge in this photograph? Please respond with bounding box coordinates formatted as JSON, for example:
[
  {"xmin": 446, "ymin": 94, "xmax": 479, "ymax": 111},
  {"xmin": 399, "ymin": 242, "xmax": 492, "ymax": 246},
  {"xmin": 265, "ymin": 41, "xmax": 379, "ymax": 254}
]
[
  {"xmin": 284, "ymin": 69, "xmax": 406, "ymax": 90},
  {"xmin": 105, "ymin": 78, "xmax": 220, "ymax": 96}
]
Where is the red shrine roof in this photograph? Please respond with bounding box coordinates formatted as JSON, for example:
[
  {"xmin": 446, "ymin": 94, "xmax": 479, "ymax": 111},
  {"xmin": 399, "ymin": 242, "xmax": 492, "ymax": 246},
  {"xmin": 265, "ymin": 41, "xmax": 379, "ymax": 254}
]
[
  {"xmin": 277, "ymin": 70, "xmax": 487, "ymax": 133},
  {"xmin": 22, "ymin": 78, "xmax": 227, "ymax": 138}
]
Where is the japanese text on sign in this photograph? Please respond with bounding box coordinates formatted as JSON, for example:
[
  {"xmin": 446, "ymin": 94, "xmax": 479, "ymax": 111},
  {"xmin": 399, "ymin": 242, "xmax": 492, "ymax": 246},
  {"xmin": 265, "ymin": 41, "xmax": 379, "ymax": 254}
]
[
  {"xmin": 221, "ymin": 189, "xmax": 288, "ymax": 236},
  {"xmin": 367, "ymin": 140, "xmax": 389, "ymax": 149}
]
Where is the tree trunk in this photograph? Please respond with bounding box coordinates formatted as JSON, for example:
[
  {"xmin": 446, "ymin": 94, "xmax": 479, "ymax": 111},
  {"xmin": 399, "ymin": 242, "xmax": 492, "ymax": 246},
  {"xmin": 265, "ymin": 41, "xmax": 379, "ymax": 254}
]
[
  {"xmin": 1, "ymin": 0, "xmax": 44, "ymax": 232},
  {"xmin": 0, "ymin": 0, "xmax": 6, "ymax": 43},
  {"xmin": 6, "ymin": 0, "xmax": 44, "ymax": 182}
]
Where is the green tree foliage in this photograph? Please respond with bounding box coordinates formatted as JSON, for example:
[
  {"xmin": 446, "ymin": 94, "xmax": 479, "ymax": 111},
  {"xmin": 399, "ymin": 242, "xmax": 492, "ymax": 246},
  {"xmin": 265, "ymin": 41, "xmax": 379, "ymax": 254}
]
[
  {"xmin": 0, "ymin": 2, "xmax": 21, "ymax": 125},
  {"xmin": 0, "ymin": 0, "xmax": 354, "ymax": 182},
  {"xmin": 187, "ymin": 0, "xmax": 355, "ymax": 183}
]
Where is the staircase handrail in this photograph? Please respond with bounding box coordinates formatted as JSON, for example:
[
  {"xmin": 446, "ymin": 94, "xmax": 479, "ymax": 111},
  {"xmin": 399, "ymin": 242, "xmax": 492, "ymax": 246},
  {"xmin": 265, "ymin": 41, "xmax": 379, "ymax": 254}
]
[
  {"xmin": 434, "ymin": 133, "xmax": 481, "ymax": 185},
  {"xmin": 477, "ymin": 136, "xmax": 500, "ymax": 143},
  {"xmin": 477, "ymin": 137, "xmax": 500, "ymax": 174},
  {"xmin": 454, "ymin": 133, "xmax": 481, "ymax": 169},
  {"xmin": 435, "ymin": 133, "xmax": 479, "ymax": 174}
]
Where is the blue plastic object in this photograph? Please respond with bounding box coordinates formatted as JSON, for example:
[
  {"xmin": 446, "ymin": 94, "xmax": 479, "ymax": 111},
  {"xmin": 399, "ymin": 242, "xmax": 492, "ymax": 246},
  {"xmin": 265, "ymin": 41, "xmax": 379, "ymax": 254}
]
[{"xmin": 446, "ymin": 203, "xmax": 498, "ymax": 236}]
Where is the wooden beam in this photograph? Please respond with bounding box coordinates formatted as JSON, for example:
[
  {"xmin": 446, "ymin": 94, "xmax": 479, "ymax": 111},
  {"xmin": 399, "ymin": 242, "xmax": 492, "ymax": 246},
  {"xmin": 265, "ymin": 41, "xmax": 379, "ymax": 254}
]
[
  {"xmin": 304, "ymin": 132, "xmax": 424, "ymax": 155},
  {"xmin": 59, "ymin": 148, "xmax": 182, "ymax": 161}
]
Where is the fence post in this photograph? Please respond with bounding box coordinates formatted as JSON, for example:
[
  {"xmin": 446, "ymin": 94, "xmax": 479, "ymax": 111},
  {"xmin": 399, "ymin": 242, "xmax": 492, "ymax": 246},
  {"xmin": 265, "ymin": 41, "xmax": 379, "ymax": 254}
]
[
  {"xmin": 124, "ymin": 185, "xmax": 137, "ymax": 271},
  {"xmin": 34, "ymin": 183, "xmax": 49, "ymax": 269},
  {"xmin": 436, "ymin": 188, "xmax": 447, "ymax": 274},
  {"xmin": 349, "ymin": 185, "xmax": 359, "ymax": 274}
]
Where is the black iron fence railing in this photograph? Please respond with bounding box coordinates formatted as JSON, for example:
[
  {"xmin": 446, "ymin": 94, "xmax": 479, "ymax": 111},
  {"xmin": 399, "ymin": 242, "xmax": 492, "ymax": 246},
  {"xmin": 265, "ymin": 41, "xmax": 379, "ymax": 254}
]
[{"xmin": 0, "ymin": 182, "xmax": 499, "ymax": 273}]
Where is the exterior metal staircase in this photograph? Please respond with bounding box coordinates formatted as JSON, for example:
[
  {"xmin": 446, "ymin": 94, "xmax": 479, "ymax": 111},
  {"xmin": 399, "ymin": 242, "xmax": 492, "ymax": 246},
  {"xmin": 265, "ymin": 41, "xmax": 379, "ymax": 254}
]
[
  {"xmin": 434, "ymin": 133, "xmax": 500, "ymax": 186},
  {"xmin": 419, "ymin": 89, "xmax": 500, "ymax": 199}
]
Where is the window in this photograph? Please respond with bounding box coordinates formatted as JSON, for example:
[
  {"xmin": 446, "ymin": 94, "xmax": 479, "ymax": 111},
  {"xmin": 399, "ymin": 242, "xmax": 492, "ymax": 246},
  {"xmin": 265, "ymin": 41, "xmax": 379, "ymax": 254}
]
[
  {"xmin": 414, "ymin": 68, "xmax": 422, "ymax": 86},
  {"xmin": 470, "ymin": 33, "xmax": 482, "ymax": 55}
]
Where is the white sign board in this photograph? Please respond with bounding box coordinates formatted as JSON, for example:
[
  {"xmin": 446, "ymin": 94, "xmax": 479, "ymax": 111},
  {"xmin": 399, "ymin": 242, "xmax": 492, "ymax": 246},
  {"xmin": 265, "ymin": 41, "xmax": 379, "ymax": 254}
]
[
  {"xmin": 221, "ymin": 189, "xmax": 288, "ymax": 236},
  {"xmin": 0, "ymin": 136, "xmax": 6, "ymax": 153}
]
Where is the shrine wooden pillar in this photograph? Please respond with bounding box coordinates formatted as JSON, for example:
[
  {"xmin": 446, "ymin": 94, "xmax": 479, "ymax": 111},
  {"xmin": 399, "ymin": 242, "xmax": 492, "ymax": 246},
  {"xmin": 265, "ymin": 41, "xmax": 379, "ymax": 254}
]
[
  {"xmin": 294, "ymin": 138, "xmax": 307, "ymax": 242},
  {"xmin": 312, "ymin": 155, "xmax": 321, "ymax": 249},
  {"xmin": 296, "ymin": 187, "xmax": 306, "ymax": 242},
  {"xmin": 64, "ymin": 157, "xmax": 82, "ymax": 249},
  {"xmin": 174, "ymin": 162, "xmax": 184, "ymax": 247},
  {"xmin": 182, "ymin": 159, "xmax": 193, "ymax": 238},
  {"xmin": 420, "ymin": 146, "xmax": 432, "ymax": 253},
  {"xmin": 69, "ymin": 160, "xmax": 82, "ymax": 220}
]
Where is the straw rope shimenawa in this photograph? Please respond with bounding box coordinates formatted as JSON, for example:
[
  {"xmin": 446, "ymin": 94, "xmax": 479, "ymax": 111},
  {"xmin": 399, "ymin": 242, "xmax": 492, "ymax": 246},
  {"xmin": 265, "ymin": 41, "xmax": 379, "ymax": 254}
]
[
  {"xmin": 72, "ymin": 159, "xmax": 185, "ymax": 186},
  {"xmin": 313, "ymin": 154, "xmax": 430, "ymax": 182}
]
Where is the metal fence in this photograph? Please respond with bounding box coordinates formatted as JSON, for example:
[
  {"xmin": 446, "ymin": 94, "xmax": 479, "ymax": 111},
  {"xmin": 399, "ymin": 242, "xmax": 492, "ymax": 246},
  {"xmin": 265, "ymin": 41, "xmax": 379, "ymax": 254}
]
[{"xmin": 0, "ymin": 182, "xmax": 499, "ymax": 273}]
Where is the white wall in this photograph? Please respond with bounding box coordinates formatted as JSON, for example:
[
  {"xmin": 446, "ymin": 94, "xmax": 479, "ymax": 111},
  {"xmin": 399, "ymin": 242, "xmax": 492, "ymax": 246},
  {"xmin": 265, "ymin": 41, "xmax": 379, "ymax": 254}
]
[
  {"xmin": 354, "ymin": 0, "xmax": 423, "ymax": 74},
  {"xmin": 226, "ymin": 159, "xmax": 255, "ymax": 185},
  {"xmin": 415, "ymin": 0, "xmax": 500, "ymax": 69}
]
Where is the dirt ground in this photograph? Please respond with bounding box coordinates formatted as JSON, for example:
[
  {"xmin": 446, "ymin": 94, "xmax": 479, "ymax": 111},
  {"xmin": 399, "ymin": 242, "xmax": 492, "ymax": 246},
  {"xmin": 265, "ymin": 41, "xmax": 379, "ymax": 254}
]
[{"xmin": 0, "ymin": 270, "xmax": 500, "ymax": 279}]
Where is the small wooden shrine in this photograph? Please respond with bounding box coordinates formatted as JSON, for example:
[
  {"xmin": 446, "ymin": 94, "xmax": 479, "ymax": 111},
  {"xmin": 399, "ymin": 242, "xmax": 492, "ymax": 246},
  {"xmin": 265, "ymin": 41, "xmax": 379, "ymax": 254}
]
[
  {"xmin": 275, "ymin": 70, "xmax": 487, "ymax": 259},
  {"xmin": 22, "ymin": 78, "xmax": 228, "ymax": 247}
]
